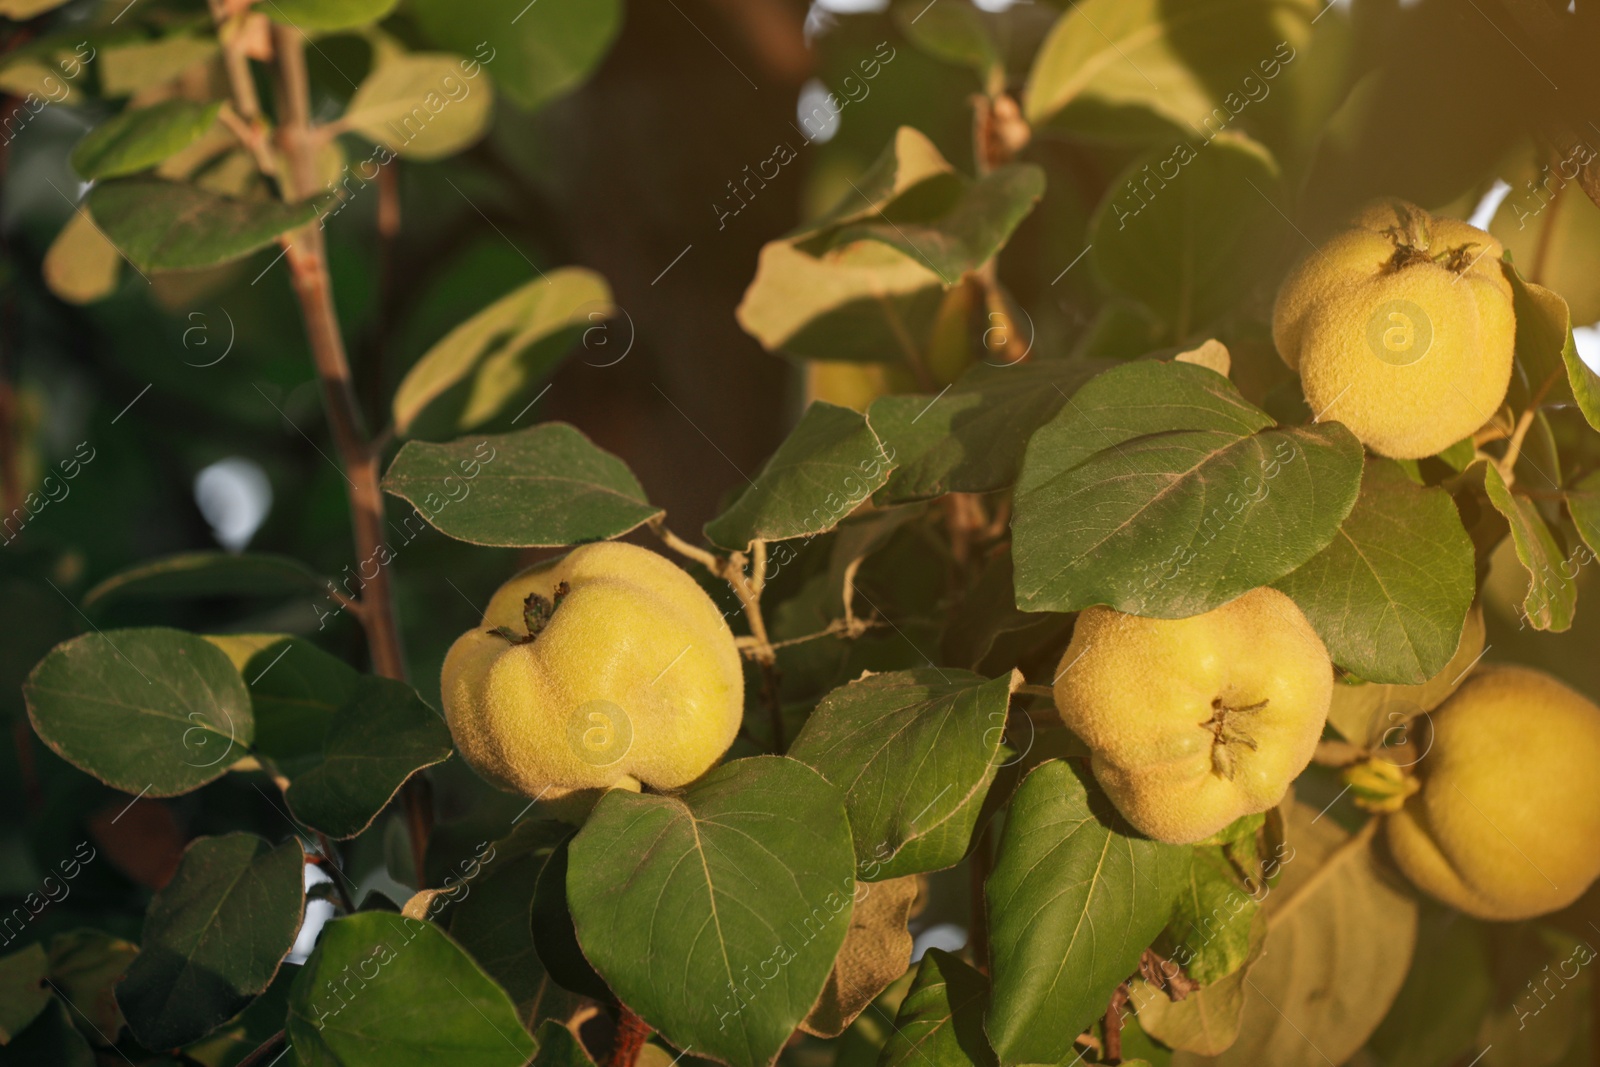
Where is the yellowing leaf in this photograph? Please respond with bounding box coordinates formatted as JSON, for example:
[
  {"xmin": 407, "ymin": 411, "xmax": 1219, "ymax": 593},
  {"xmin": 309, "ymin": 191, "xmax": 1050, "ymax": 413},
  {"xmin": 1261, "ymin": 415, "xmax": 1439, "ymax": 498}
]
[
  {"xmin": 343, "ymin": 52, "xmax": 494, "ymax": 162},
  {"xmin": 43, "ymin": 212, "xmax": 122, "ymax": 306}
]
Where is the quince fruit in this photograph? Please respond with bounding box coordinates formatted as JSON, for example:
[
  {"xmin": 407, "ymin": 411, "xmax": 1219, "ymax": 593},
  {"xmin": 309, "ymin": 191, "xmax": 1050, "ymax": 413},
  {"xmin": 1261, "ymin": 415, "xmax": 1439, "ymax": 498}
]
[
  {"xmin": 1272, "ymin": 198, "xmax": 1515, "ymax": 459},
  {"xmin": 440, "ymin": 542, "xmax": 744, "ymax": 803},
  {"xmin": 1387, "ymin": 665, "xmax": 1600, "ymax": 920},
  {"xmin": 1052, "ymin": 587, "xmax": 1333, "ymax": 844}
]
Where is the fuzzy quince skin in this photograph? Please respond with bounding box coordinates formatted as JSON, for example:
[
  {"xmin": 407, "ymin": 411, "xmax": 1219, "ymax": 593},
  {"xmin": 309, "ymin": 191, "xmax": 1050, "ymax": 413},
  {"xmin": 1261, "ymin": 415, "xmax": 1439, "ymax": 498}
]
[
  {"xmin": 1272, "ymin": 198, "xmax": 1515, "ymax": 460},
  {"xmin": 1387, "ymin": 665, "xmax": 1600, "ymax": 920},
  {"xmin": 440, "ymin": 542, "xmax": 743, "ymax": 801},
  {"xmin": 1052, "ymin": 587, "xmax": 1333, "ymax": 844}
]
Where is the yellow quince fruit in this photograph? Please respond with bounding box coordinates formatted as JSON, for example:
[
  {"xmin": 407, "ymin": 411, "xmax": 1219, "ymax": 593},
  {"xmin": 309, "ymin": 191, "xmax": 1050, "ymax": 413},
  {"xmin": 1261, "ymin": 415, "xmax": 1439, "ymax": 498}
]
[
  {"xmin": 440, "ymin": 542, "xmax": 744, "ymax": 804},
  {"xmin": 1387, "ymin": 665, "xmax": 1600, "ymax": 920},
  {"xmin": 1052, "ymin": 587, "xmax": 1333, "ymax": 844},
  {"xmin": 1272, "ymin": 198, "xmax": 1515, "ymax": 459}
]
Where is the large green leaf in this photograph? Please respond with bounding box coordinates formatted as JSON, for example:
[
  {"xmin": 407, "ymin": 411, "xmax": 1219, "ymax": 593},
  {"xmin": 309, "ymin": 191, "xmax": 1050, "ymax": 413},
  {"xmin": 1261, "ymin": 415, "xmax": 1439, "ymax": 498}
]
[
  {"xmin": 1484, "ymin": 463, "xmax": 1576, "ymax": 632},
  {"xmin": 383, "ymin": 423, "xmax": 660, "ymax": 547},
  {"xmin": 83, "ymin": 552, "xmax": 327, "ymax": 613},
  {"xmin": 72, "ymin": 100, "xmax": 221, "ymax": 181},
  {"xmin": 1274, "ymin": 459, "xmax": 1474, "ymax": 684},
  {"xmin": 24, "ymin": 628, "xmax": 253, "ymax": 796},
  {"xmin": 866, "ymin": 360, "xmax": 1109, "ymax": 504},
  {"xmin": 1192, "ymin": 808, "xmax": 1417, "ymax": 1067},
  {"xmin": 789, "ymin": 668, "xmax": 1017, "ymax": 881},
  {"xmin": 284, "ymin": 673, "xmax": 453, "ymax": 839},
  {"xmin": 1505, "ymin": 264, "xmax": 1600, "ymax": 431},
  {"xmin": 341, "ymin": 52, "xmax": 495, "ymax": 162},
  {"xmin": 877, "ymin": 949, "xmax": 997, "ymax": 1067},
  {"xmin": 0, "ymin": 944, "xmax": 51, "ymax": 1044},
  {"xmin": 116, "ymin": 833, "xmax": 305, "ymax": 1049},
  {"xmin": 1023, "ymin": 0, "xmax": 1317, "ymax": 139},
  {"xmin": 1011, "ymin": 360, "xmax": 1363, "ymax": 617},
  {"xmin": 392, "ymin": 269, "xmax": 612, "ymax": 437},
  {"xmin": 448, "ymin": 821, "xmax": 577, "ymax": 1028},
  {"xmin": 704, "ymin": 401, "xmax": 895, "ymax": 551},
  {"xmin": 984, "ymin": 760, "xmax": 1190, "ymax": 1066},
  {"xmin": 87, "ymin": 179, "xmax": 317, "ymax": 273},
  {"xmin": 287, "ymin": 913, "xmax": 536, "ymax": 1066},
  {"xmin": 1089, "ymin": 134, "xmax": 1285, "ymax": 337},
  {"xmin": 266, "ymin": 0, "xmax": 400, "ymax": 32},
  {"xmin": 411, "ymin": 0, "xmax": 621, "ymax": 112},
  {"xmin": 568, "ymin": 757, "xmax": 856, "ymax": 1067}
]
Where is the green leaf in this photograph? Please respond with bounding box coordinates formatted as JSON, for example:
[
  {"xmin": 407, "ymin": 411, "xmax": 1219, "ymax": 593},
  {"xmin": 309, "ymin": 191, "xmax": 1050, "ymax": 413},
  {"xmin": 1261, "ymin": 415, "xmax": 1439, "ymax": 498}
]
[
  {"xmin": 1134, "ymin": 909, "xmax": 1266, "ymax": 1055},
  {"xmin": 1011, "ymin": 360, "xmax": 1363, "ymax": 618},
  {"xmin": 825, "ymin": 164, "xmax": 1045, "ymax": 285},
  {"xmin": 1022, "ymin": 0, "xmax": 1316, "ymax": 139},
  {"xmin": 0, "ymin": 944, "xmax": 51, "ymax": 1044},
  {"xmin": 530, "ymin": 838, "xmax": 612, "ymax": 1004},
  {"xmin": 983, "ymin": 760, "xmax": 1190, "ymax": 1066},
  {"xmin": 342, "ymin": 52, "xmax": 495, "ymax": 162},
  {"xmin": 789, "ymin": 668, "xmax": 1017, "ymax": 881},
  {"xmin": 0, "ymin": 1001, "xmax": 92, "ymax": 1067},
  {"xmin": 411, "ymin": 0, "xmax": 621, "ymax": 112},
  {"xmin": 1273, "ymin": 459, "xmax": 1474, "ymax": 684},
  {"xmin": 1089, "ymin": 134, "xmax": 1285, "ymax": 337},
  {"xmin": 1369, "ymin": 906, "xmax": 1490, "ymax": 1067},
  {"xmin": 116, "ymin": 833, "xmax": 305, "ymax": 1049},
  {"xmin": 1484, "ymin": 462, "xmax": 1577, "ymax": 632},
  {"xmin": 449, "ymin": 821, "xmax": 578, "ymax": 1028},
  {"xmin": 71, "ymin": 100, "xmax": 221, "ymax": 181},
  {"xmin": 568, "ymin": 756, "xmax": 857, "ymax": 1067},
  {"xmin": 204, "ymin": 635, "xmax": 357, "ymax": 780},
  {"xmin": 1505, "ymin": 263, "xmax": 1600, "ymax": 431},
  {"xmin": 877, "ymin": 949, "xmax": 996, "ymax": 1067},
  {"xmin": 704, "ymin": 401, "xmax": 896, "ymax": 551},
  {"xmin": 737, "ymin": 127, "xmax": 1034, "ymax": 362},
  {"xmin": 891, "ymin": 0, "xmax": 999, "ymax": 80},
  {"xmin": 1203, "ymin": 809, "xmax": 1416, "ymax": 1066},
  {"xmin": 1161, "ymin": 846, "xmax": 1257, "ymax": 986},
  {"xmin": 266, "ymin": 0, "xmax": 400, "ymax": 32},
  {"xmin": 83, "ymin": 552, "xmax": 327, "ymax": 613},
  {"xmin": 531, "ymin": 1019, "xmax": 596, "ymax": 1067},
  {"xmin": 284, "ymin": 674, "xmax": 453, "ymax": 838},
  {"xmin": 24, "ymin": 628, "xmax": 253, "ymax": 797},
  {"xmin": 382, "ymin": 424, "xmax": 662, "ymax": 548},
  {"xmin": 392, "ymin": 269, "xmax": 612, "ymax": 437},
  {"xmin": 287, "ymin": 912, "xmax": 537, "ymax": 1066},
  {"xmin": 45, "ymin": 929, "xmax": 139, "ymax": 1045},
  {"xmin": 866, "ymin": 360, "xmax": 1109, "ymax": 504},
  {"xmin": 87, "ymin": 179, "xmax": 316, "ymax": 273},
  {"xmin": 1569, "ymin": 469, "xmax": 1600, "ymax": 558}
]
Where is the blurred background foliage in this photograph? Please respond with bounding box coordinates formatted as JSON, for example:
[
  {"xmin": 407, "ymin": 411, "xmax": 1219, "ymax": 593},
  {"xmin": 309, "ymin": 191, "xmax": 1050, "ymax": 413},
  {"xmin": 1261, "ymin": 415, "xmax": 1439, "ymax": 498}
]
[{"xmin": 4, "ymin": 0, "xmax": 1600, "ymax": 1062}]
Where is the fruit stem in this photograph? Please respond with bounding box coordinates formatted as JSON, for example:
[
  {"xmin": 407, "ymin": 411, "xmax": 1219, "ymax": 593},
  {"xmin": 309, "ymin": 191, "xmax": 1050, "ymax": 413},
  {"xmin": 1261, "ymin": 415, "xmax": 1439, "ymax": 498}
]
[{"xmin": 1499, "ymin": 367, "xmax": 1564, "ymax": 488}]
